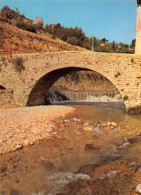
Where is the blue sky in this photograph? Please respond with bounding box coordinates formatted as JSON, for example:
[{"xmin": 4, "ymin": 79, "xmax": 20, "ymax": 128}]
[{"xmin": 0, "ymin": 0, "xmax": 137, "ymax": 44}]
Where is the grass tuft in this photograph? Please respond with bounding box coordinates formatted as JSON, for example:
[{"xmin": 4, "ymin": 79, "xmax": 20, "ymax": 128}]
[{"xmin": 12, "ymin": 57, "xmax": 25, "ymax": 73}]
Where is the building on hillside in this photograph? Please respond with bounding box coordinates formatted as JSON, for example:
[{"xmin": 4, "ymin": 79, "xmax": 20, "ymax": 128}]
[
  {"xmin": 36, "ymin": 17, "xmax": 43, "ymax": 26},
  {"xmin": 135, "ymin": 0, "xmax": 141, "ymax": 54}
]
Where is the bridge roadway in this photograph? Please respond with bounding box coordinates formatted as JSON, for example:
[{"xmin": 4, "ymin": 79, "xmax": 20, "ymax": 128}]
[{"xmin": 0, "ymin": 51, "xmax": 141, "ymax": 113}]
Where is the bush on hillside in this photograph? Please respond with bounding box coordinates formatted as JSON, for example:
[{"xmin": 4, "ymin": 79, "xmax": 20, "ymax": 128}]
[
  {"xmin": 16, "ymin": 22, "xmax": 37, "ymax": 33},
  {"xmin": 12, "ymin": 56, "xmax": 25, "ymax": 72}
]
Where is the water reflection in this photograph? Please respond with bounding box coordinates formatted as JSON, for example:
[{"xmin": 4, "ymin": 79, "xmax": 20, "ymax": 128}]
[{"xmin": 66, "ymin": 103, "xmax": 141, "ymax": 131}]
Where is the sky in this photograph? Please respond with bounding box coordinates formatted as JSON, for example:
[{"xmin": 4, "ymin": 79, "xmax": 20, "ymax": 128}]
[{"xmin": 0, "ymin": 0, "xmax": 137, "ymax": 44}]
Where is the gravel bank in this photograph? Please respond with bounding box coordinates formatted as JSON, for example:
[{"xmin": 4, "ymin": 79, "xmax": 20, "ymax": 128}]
[{"xmin": 0, "ymin": 105, "xmax": 75, "ymax": 154}]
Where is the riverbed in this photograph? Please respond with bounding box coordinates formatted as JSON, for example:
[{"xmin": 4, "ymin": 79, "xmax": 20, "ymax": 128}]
[{"xmin": 0, "ymin": 103, "xmax": 141, "ymax": 195}]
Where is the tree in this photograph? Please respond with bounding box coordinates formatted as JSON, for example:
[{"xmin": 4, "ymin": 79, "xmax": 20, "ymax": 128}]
[
  {"xmin": 130, "ymin": 39, "xmax": 136, "ymax": 48},
  {"xmin": 112, "ymin": 40, "xmax": 116, "ymax": 51},
  {"xmin": 15, "ymin": 7, "xmax": 20, "ymax": 14},
  {"xmin": 101, "ymin": 38, "xmax": 108, "ymax": 43}
]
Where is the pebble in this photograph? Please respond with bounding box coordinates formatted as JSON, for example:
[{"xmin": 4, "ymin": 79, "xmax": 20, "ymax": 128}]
[
  {"xmin": 107, "ymin": 121, "xmax": 111, "ymax": 126},
  {"xmin": 111, "ymin": 122, "xmax": 116, "ymax": 127},
  {"xmin": 102, "ymin": 123, "xmax": 107, "ymax": 127},
  {"xmin": 84, "ymin": 122, "xmax": 89, "ymax": 126},
  {"xmin": 76, "ymin": 132, "xmax": 82, "ymax": 135},
  {"xmin": 0, "ymin": 165, "xmax": 7, "ymax": 173},
  {"xmin": 84, "ymin": 144, "xmax": 99, "ymax": 151},
  {"xmin": 71, "ymin": 118, "xmax": 80, "ymax": 123},
  {"xmin": 83, "ymin": 126, "xmax": 94, "ymax": 132},
  {"xmin": 23, "ymin": 139, "xmax": 29, "ymax": 146},
  {"xmin": 55, "ymin": 135, "xmax": 62, "ymax": 139},
  {"xmin": 110, "ymin": 126, "xmax": 115, "ymax": 129},
  {"xmin": 39, "ymin": 159, "xmax": 55, "ymax": 170},
  {"xmin": 63, "ymin": 119, "xmax": 70, "ymax": 123},
  {"xmin": 136, "ymin": 183, "xmax": 141, "ymax": 193}
]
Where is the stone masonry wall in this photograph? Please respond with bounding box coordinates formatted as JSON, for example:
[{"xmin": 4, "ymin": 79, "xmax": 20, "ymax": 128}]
[
  {"xmin": 0, "ymin": 51, "xmax": 141, "ymax": 113},
  {"xmin": 0, "ymin": 89, "xmax": 15, "ymax": 106}
]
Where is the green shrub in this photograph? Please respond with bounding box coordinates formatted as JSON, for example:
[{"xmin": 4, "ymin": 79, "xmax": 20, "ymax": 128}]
[
  {"xmin": 123, "ymin": 95, "xmax": 129, "ymax": 101},
  {"xmin": 66, "ymin": 37, "xmax": 79, "ymax": 45},
  {"xmin": 12, "ymin": 57, "xmax": 25, "ymax": 72},
  {"xmin": 16, "ymin": 22, "xmax": 37, "ymax": 33}
]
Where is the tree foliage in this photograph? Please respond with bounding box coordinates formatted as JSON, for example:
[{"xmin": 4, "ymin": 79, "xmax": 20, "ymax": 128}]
[
  {"xmin": 45, "ymin": 23, "xmax": 90, "ymax": 49},
  {"xmin": 16, "ymin": 22, "xmax": 37, "ymax": 33},
  {"xmin": 0, "ymin": 6, "xmax": 136, "ymax": 54}
]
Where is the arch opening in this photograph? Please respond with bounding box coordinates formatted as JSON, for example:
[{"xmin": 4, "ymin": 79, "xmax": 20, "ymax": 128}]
[
  {"xmin": 0, "ymin": 85, "xmax": 6, "ymax": 89},
  {"xmin": 27, "ymin": 67, "xmax": 124, "ymax": 107}
]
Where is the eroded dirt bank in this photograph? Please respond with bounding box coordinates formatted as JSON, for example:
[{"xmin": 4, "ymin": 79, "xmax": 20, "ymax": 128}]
[{"xmin": 0, "ymin": 106, "xmax": 75, "ymax": 154}]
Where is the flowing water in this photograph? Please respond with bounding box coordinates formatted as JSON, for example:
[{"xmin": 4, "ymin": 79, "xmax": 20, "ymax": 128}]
[
  {"xmin": 0, "ymin": 92, "xmax": 141, "ymax": 195},
  {"xmin": 47, "ymin": 90, "xmax": 122, "ymax": 104}
]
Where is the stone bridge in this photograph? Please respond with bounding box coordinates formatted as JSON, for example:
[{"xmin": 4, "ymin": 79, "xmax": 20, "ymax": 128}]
[{"xmin": 0, "ymin": 51, "xmax": 141, "ymax": 113}]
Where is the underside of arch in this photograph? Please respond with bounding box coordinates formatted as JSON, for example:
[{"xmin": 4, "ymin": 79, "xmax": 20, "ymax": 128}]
[
  {"xmin": 0, "ymin": 85, "xmax": 6, "ymax": 89},
  {"xmin": 27, "ymin": 67, "xmax": 122, "ymax": 107}
]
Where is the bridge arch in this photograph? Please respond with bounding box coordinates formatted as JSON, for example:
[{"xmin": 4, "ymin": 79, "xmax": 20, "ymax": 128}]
[
  {"xmin": 0, "ymin": 85, "xmax": 6, "ymax": 89},
  {"xmin": 27, "ymin": 64, "xmax": 124, "ymax": 107}
]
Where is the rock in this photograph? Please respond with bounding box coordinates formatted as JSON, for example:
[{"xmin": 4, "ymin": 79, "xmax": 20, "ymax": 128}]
[
  {"xmin": 136, "ymin": 183, "xmax": 141, "ymax": 193},
  {"xmin": 76, "ymin": 119, "xmax": 83, "ymax": 124},
  {"xmin": 84, "ymin": 144, "xmax": 99, "ymax": 151},
  {"xmin": 71, "ymin": 118, "xmax": 81, "ymax": 123},
  {"xmin": 0, "ymin": 140, "xmax": 3, "ymax": 145},
  {"xmin": 102, "ymin": 123, "xmax": 107, "ymax": 127},
  {"xmin": 83, "ymin": 126, "xmax": 93, "ymax": 132},
  {"xmin": 40, "ymin": 159, "xmax": 55, "ymax": 170},
  {"xmin": 90, "ymin": 160, "xmax": 134, "ymax": 179},
  {"xmin": 111, "ymin": 122, "xmax": 117, "ymax": 127},
  {"xmin": 107, "ymin": 121, "xmax": 111, "ymax": 126},
  {"xmin": 110, "ymin": 126, "xmax": 115, "ymax": 129},
  {"xmin": 9, "ymin": 189, "xmax": 19, "ymax": 195},
  {"xmin": 63, "ymin": 119, "xmax": 70, "ymax": 123},
  {"xmin": 76, "ymin": 132, "xmax": 82, "ymax": 135},
  {"xmin": 23, "ymin": 139, "xmax": 29, "ymax": 146},
  {"xmin": 16, "ymin": 144, "xmax": 23, "ymax": 149},
  {"xmin": 77, "ymin": 164, "xmax": 98, "ymax": 175},
  {"xmin": 83, "ymin": 122, "xmax": 89, "ymax": 126},
  {"xmin": 52, "ymin": 132, "xmax": 57, "ymax": 135},
  {"xmin": 15, "ymin": 130, "xmax": 20, "ymax": 134},
  {"xmin": 77, "ymin": 187, "xmax": 93, "ymax": 195},
  {"xmin": 0, "ymin": 165, "xmax": 7, "ymax": 173},
  {"xmin": 131, "ymin": 191, "xmax": 140, "ymax": 195},
  {"xmin": 55, "ymin": 135, "xmax": 62, "ymax": 139}
]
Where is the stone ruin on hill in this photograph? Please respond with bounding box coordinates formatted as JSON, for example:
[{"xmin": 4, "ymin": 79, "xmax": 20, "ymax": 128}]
[{"xmin": 36, "ymin": 17, "xmax": 43, "ymax": 26}]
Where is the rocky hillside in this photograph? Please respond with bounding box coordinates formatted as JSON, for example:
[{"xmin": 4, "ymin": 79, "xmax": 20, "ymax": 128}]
[{"xmin": 0, "ymin": 22, "xmax": 85, "ymax": 53}]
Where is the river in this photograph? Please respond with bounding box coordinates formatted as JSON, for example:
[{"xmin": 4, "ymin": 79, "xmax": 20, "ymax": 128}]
[{"xmin": 0, "ymin": 98, "xmax": 141, "ymax": 194}]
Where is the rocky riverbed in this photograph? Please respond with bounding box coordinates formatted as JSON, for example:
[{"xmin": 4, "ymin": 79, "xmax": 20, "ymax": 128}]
[
  {"xmin": 0, "ymin": 106, "xmax": 75, "ymax": 154},
  {"xmin": 0, "ymin": 113, "xmax": 141, "ymax": 194}
]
